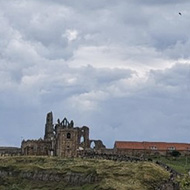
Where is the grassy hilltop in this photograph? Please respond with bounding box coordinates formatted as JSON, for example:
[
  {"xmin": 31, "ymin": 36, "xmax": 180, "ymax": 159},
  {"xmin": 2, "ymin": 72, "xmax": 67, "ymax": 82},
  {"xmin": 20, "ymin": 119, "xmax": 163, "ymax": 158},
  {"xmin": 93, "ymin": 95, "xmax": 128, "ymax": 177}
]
[
  {"xmin": 152, "ymin": 155, "xmax": 190, "ymax": 174},
  {"xmin": 0, "ymin": 156, "xmax": 170, "ymax": 190}
]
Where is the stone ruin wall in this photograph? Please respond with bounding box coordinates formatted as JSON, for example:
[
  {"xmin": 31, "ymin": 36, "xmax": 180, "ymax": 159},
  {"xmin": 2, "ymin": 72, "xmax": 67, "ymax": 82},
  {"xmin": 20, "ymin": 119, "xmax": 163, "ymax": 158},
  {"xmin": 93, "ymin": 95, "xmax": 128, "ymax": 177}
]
[
  {"xmin": 21, "ymin": 139, "xmax": 52, "ymax": 156},
  {"xmin": 20, "ymin": 111, "xmax": 189, "ymax": 158},
  {"xmin": 21, "ymin": 112, "xmax": 106, "ymax": 157},
  {"xmin": 55, "ymin": 126, "xmax": 90, "ymax": 157},
  {"xmin": 0, "ymin": 147, "xmax": 21, "ymax": 157}
]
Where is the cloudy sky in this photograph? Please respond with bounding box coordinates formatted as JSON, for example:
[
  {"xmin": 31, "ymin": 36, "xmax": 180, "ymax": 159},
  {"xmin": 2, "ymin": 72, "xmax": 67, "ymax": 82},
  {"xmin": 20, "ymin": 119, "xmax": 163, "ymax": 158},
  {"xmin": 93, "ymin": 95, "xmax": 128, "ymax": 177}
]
[{"xmin": 0, "ymin": 0, "xmax": 190, "ymax": 148}]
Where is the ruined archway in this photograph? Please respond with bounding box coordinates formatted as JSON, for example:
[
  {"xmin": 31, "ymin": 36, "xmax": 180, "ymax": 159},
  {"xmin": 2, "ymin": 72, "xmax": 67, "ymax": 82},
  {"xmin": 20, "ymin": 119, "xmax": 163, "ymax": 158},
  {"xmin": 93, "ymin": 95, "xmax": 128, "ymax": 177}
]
[
  {"xmin": 90, "ymin": 141, "xmax": 96, "ymax": 149},
  {"xmin": 80, "ymin": 135, "xmax": 84, "ymax": 144}
]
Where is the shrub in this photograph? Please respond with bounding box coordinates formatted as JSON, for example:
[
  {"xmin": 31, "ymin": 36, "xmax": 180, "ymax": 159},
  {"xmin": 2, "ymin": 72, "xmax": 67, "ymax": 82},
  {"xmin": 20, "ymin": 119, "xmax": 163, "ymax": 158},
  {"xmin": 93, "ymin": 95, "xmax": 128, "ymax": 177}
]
[{"xmin": 170, "ymin": 150, "xmax": 181, "ymax": 157}]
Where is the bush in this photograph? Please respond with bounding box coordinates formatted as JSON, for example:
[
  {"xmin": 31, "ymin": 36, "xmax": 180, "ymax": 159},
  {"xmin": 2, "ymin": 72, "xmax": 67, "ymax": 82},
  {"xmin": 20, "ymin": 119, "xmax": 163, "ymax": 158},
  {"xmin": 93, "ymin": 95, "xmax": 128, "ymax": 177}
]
[
  {"xmin": 170, "ymin": 150, "xmax": 181, "ymax": 157},
  {"xmin": 179, "ymin": 175, "xmax": 190, "ymax": 190}
]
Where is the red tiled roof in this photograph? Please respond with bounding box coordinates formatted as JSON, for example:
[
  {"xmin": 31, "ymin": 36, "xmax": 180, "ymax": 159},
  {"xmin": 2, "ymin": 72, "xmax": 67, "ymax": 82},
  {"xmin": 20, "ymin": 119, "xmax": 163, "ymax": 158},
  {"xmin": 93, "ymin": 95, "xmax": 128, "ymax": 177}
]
[{"xmin": 115, "ymin": 141, "xmax": 190, "ymax": 151}]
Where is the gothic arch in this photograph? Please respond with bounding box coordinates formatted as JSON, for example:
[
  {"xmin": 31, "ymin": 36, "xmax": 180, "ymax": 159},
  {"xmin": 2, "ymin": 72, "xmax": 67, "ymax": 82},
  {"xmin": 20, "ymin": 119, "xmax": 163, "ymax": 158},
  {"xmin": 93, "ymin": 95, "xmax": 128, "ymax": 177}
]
[
  {"xmin": 90, "ymin": 141, "xmax": 96, "ymax": 149},
  {"xmin": 80, "ymin": 135, "xmax": 84, "ymax": 144}
]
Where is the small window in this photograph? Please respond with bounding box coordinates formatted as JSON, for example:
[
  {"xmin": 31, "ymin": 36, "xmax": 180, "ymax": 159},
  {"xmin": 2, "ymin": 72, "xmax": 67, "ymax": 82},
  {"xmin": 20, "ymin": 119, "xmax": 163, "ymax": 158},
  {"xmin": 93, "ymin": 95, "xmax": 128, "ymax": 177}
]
[
  {"xmin": 168, "ymin": 147, "xmax": 175, "ymax": 150},
  {"xmin": 150, "ymin": 146, "xmax": 157, "ymax": 150},
  {"xmin": 67, "ymin": 133, "xmax": 71, "ymax": 139}
]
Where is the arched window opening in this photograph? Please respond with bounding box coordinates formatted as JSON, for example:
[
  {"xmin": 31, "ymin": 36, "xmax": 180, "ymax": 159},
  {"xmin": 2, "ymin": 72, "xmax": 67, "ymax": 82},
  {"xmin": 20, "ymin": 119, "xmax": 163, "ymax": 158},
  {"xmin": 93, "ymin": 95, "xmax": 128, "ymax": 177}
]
[
  {"xmin": 80, "ymin": 136, "xmax": 84, "ymax": 143},
  {"xmin": 90, "ymin": 141, "xmax": 95, "ymax": 149},
  {"xmin": 67, "ymin": 133, "xmax": 71, "ymax": 139}
]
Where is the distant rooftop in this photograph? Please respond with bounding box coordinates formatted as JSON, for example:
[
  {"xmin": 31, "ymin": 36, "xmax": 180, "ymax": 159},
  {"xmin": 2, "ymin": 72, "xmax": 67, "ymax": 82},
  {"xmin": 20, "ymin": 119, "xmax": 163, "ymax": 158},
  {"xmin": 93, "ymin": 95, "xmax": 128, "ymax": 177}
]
[{"xmin": 115, "ymin": 141, "xmax": 190, "ymax": 151}]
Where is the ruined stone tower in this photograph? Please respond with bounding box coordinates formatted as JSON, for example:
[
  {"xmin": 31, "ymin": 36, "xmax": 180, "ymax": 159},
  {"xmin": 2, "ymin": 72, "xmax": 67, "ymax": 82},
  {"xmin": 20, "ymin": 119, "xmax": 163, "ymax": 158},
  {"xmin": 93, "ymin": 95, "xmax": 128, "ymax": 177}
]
[
  {"xmin": 21, "ymin": 112, "xmax": 105, "ymax": 157},
  {"xmin": 54, "ymin": 118, "xmax": 90, "ymax": 157},
  {"xmin": 44, "ymin": 112, "xmax": 54, "ymax": 140}
]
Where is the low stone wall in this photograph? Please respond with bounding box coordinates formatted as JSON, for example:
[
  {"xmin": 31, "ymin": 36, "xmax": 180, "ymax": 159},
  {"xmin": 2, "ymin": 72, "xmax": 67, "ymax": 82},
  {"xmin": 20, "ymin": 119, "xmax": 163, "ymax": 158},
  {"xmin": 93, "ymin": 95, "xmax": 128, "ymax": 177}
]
[
  {"xmin": 156, "ymin": 181, "xmax": 180, "ymax": 190},
  {"xmin": 0, "ymin": 147, "xmax": 21, "ymax": 156},
  {"xmin": 155, "ymin": 161, "xmax": 181, "ymax": 179},
  {"xmin": 81, "ymin": 150, "xmax": 144, "ymax": 162}
]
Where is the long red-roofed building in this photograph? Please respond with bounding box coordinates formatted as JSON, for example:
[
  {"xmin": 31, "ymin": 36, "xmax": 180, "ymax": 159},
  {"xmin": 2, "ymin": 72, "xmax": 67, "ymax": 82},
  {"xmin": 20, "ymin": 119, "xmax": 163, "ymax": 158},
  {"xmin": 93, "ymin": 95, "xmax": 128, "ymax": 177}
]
[{"xmin": 114, "ymin": 141, "xmax": 190, "ymax": 156}]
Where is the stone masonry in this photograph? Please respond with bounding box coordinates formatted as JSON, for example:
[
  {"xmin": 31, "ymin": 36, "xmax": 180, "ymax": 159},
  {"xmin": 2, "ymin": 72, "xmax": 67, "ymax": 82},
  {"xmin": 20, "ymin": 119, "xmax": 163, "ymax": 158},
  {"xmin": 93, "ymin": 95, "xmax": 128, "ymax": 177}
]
[{"xmin": 21, "ymin": 112, "xmax": 105, "ymax": 157}]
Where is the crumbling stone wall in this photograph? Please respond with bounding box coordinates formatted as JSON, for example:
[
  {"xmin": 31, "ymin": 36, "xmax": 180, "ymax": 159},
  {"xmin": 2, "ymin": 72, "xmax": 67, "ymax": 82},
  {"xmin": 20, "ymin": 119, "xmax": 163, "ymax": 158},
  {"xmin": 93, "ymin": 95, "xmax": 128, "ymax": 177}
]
[
  {"xmin": 0, "ymin": 147, "xmax": 21, "ymax": 156},
  {"xmin": 116, "ymin": 148, "xmax": 190, "ymax": 157},
  {"xmin": 55, "ymin": 120, "xmax": 90, "ymax": 157},
  {"xmin": 55, "ymin": 127, "xmax": 80, "ymax": 157},
  {"xmin": 22, "ymin": 112, "xmax": 92, "ymax": 158},
  {"xmin": 21, "ymin": 139, "xmax": 52, "ymax": 156},
  {"xmin": 90, "ymin": 140, "xmax": 106, "ymax": 150},
  {"xmin": 44, "ymin": 112, "xmax": 54, "ymax": 140}
]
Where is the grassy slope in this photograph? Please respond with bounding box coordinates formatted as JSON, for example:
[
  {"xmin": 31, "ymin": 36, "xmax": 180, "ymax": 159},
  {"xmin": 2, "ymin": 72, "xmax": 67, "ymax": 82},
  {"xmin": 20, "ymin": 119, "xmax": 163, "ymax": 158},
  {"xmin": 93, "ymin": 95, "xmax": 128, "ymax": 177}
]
[
  {"xmin": 150, "ymin": 155, "xmax": 190, "ymax": 174},
  {"xmin": 151, "ymin": 156, "xmax": 190, "ymax": 190},
  {"xmin": 0, "ymin": 156, "xmax": 170, "ymax": 190}
]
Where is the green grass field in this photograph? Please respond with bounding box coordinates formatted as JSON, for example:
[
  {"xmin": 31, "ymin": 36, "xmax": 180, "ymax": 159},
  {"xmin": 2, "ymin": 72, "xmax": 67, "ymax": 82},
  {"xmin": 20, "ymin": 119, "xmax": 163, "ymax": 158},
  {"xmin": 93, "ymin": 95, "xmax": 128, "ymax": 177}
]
[
  {"xmin": 0, "ymin": 156, "xmax": 170, "ymax": 190},
  {"xmin": 150, "ymin": 155, "xmax": 190, "ymax": 174}
]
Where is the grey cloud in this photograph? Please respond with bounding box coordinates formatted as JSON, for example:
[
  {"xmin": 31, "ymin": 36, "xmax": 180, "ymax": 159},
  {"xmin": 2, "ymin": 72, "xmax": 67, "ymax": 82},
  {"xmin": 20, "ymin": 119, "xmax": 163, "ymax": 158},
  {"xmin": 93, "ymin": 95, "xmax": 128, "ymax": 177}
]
[
  {"xmin": 1, "ymin": 62, "xmax": 190, "ymax": 147},
  {"xmin": 149, "ymin": 64, "xmax": 190, "ymax": 88},
  {"xmin": 85, "ymin": 64, "xmax": 190, "ymax": 146},
  {"xmin": 134, "ymin": 0, "xmax": 189, "ymax": 5},
  {"xmin": 1, "ymin": 0, "xmax": 190, "ymax": 147},
  {"xmin": 2, "ymin": 0, "xmax": 190, "ymax": 62}
]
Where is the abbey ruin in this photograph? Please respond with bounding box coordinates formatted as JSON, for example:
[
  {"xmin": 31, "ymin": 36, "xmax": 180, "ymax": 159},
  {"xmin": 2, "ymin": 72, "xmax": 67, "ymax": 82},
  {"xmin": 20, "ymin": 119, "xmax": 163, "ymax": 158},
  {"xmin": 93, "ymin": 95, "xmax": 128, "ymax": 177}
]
[
  {"xmin": 20, "ymin": 111, "xmax": 190, "ymax": 158},
  {"xmin": 1, "ymin": 111, "xmax": 189, "ymax": 157},
  {"xmin": 21, "ymin": 112, "xmax": 106, "ymax": 157}
]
